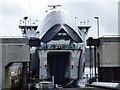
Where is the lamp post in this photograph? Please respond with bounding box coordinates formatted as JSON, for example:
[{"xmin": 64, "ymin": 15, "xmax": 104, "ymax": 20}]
[
  {"xmin": 23, "ymin": 16, "xmax": 28, "ymax": 37},
  {"xmin": 94, "ymin": 17, "xmax": 99, "ymax": 38},
  {"xmin": 94, "ymin": 17, "xmax": 100, "ymax": 80},
  {"xmin": 24, "ymin": 16, "xmax": 28, "ymax": 26}
]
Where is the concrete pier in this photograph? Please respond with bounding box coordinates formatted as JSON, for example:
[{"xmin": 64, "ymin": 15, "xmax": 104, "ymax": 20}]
[{"xmin": 0, "ymin": 38, "xmax": 30, "ymax": 89}]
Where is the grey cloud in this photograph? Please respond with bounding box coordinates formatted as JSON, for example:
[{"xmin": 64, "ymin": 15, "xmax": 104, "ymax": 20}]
[
  {"xmin": 0, "ymin": 1, "xmax": 27, "ymax": 18},
  {"xmin": 0, "ymin": 1, "xmax": 118, "ymax": 36},
  {"xmin": 0, "ymin": 1, "xmax": 26, "ymax": 36},
  {"xmin": 61, "ymin": 2, "xmax": 118, "ymax": 36}
]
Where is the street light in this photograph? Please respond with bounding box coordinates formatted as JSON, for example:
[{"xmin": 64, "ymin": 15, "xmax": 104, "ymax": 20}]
[
  {"xmin": 23, "ymin": 16, "xmax": 28, "ymax": 36},
  {"xmin": 23, "ymin": 16, "xmax": 28, "ymax": 26},
  {"xmin": 94, "ymin": 17, "xmax": 100, "ymax": 80},
  {"xmin": 94, "ymin": 17, "xmax": 99, "ymax": 38}
]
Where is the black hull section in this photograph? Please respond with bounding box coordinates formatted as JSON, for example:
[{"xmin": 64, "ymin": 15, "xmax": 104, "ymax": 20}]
[{"xmin": 30, "ymin": 51, "xmax": 40, "ymax": 83}]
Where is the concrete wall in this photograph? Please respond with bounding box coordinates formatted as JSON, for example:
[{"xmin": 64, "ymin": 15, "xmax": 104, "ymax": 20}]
[
  {"xmin": 101, "ymin": 42, "xmax": 119, "ymax": 66},
  {"xmin": 0, "ymin": 39, "xmax": 2, "ymax": 89},
  {"xmin": 96, "ymin": 37, "xmax": 120, "ymax": 67},
  {"xmin": 2, "ymin": 44, "xmax": 29, "ymax": 67},
  {"xmin": 0, "ymin": 38, "xmax": 30, "ymax": 88},
  {"xmin": 118, "ymin": 1, "xmax": 120, "ymax": 64},
  {"xmin": 96, "ymin": 37, "xmax": 120, "ymax": 81},
  {"xmin": 119, "ymin": 41, "xmax": 120, "ymax": 65}
]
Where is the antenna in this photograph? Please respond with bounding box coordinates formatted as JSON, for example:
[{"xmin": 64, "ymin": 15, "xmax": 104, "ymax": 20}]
[{"xmin": 48, "ymin": 5, "xmax": 61, "ymax": 9}]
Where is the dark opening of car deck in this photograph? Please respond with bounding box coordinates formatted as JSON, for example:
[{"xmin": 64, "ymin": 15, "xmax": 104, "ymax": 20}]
[{"xmin": 47, "ymin": 51, "xmax": 71, "ymax": 86}]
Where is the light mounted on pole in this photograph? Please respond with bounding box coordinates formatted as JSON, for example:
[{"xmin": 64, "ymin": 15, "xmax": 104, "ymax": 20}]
[{"xmin": 94, "ymin": 17, "xmax": 99, "ymax": 38}]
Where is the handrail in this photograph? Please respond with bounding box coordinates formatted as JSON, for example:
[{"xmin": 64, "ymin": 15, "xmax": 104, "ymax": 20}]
[
  {"xmin": 0, "ymin": 36, "xmax": 27, "ymax": 38},
  {"xmin": 102, "ymin": 35, "xmax": 120, "ymax": 37}
]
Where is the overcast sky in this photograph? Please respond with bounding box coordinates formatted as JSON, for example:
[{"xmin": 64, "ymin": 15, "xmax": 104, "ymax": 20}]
[{"xmin": 0, "ymin": 0, "xmax": 119, "ymax": 38}]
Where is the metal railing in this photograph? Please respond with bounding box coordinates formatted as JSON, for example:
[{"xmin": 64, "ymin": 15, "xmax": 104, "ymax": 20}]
[
  {"xmin": 0, "ymin": 36, "xmax": 26, "ymax": 38},
  {"xmin": 102, "ymin": 35, "xmax": 120, "ymax": 38}
]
